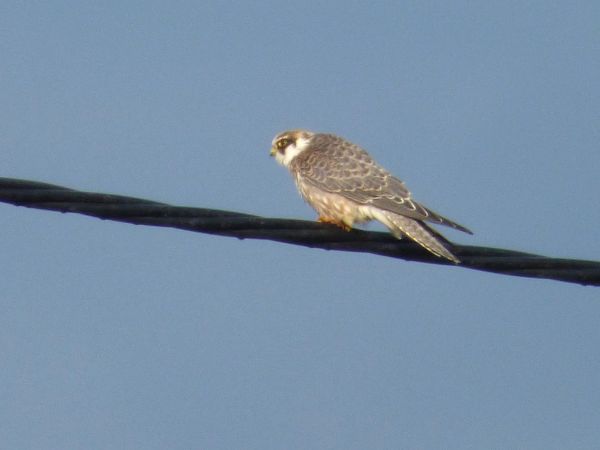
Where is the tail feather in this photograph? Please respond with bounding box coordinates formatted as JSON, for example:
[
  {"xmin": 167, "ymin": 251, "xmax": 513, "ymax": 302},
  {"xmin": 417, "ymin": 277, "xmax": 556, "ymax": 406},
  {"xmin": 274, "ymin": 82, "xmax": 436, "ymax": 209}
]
[
  {"xmin": 420, "ymin": 204, "xmax": 473, "ymax": 235},
  {"xmin": 372, "ymin": 210, "xmax": 461, "ymax": 263}
]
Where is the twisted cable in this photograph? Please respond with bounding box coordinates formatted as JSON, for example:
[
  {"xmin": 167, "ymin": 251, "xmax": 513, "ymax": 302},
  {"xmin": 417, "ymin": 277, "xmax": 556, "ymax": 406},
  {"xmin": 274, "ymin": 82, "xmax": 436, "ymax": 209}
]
[{"xmin": 1, "ymin": 177, "xmax": 598, "ymax": 286}]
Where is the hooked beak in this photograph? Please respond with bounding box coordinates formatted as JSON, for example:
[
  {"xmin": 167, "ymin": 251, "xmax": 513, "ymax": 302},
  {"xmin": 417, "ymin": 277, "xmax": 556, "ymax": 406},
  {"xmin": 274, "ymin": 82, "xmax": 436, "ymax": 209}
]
[{"xmin": 269, "ymin": 146, "xmax": 276, "ymax": 157}]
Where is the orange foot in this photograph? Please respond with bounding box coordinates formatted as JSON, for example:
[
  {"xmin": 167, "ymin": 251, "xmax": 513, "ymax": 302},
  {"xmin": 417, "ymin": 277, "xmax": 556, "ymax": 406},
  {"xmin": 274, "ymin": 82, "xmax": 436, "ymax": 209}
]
[{"xmin": 318, "ymin": 216, "xmax": 352, "ymax": 232}]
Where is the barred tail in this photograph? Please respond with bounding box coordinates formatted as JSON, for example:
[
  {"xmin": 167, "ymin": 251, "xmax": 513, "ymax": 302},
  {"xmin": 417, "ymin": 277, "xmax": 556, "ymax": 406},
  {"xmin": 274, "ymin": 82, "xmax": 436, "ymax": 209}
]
[{"xmin": 372, "ymin": 210, "xmax": 461, "ymax": 263}]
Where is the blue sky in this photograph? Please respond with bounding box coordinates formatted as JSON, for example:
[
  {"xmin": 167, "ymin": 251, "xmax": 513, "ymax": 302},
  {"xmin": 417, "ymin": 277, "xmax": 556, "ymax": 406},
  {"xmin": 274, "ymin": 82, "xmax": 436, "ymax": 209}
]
[{"xmin": 2, "ymin": 2, "xmax": 599, "ymax": 449}]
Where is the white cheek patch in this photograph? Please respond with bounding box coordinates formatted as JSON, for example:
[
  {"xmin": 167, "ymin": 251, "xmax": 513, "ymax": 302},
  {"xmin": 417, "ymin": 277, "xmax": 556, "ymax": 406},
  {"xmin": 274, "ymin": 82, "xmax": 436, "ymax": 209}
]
[
  {"xmin": 281, "ymin": 145, "xmax": 302, "ymax": 166},
  {"xmin": 280, "ymin": 136, "xmax": 310, "ymax": 167},
  {"xmin": 274, "ymin": 150, "xmax": 287, "ymax": 166}
]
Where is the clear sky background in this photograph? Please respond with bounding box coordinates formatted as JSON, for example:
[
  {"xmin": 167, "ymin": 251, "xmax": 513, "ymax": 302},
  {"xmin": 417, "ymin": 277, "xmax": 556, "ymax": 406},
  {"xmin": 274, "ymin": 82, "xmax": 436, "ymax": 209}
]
[{"xmin": 2, "ymin": 2, "xmax": 599, "ymax": 449}]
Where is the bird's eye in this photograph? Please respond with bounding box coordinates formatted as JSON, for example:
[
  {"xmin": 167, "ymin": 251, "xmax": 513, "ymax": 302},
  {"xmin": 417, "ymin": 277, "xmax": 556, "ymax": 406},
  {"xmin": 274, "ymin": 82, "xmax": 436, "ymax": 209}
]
[{"xmin": 276, "ymin": 138, "xmax": 290, "ymax": 152}]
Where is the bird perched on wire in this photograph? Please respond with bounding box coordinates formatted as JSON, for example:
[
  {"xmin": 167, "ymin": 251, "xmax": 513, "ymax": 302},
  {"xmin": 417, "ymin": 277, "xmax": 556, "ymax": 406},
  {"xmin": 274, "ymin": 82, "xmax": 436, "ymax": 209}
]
[{"xmin": 270, "ymin": 129, "xmax": 472, "ymax": 263}]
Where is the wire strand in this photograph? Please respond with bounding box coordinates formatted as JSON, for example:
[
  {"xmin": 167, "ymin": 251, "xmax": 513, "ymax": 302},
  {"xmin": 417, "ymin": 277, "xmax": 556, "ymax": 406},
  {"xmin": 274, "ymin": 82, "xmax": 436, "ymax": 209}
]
[{"xmin": 1, "ymin": 177, "xmax": 598, "ymax": 286}]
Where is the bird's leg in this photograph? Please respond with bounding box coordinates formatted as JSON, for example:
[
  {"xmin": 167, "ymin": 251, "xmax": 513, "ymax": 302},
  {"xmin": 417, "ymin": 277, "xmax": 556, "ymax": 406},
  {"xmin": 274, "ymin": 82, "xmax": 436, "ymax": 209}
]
[{"xmin": 317, "ymin": 216, "xmax": 352, "ymax": 232}]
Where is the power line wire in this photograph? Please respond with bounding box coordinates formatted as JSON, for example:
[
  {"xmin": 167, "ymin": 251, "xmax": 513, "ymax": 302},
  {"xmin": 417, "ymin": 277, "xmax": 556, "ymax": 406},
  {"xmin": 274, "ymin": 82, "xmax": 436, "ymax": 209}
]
[{"xmin": 1, "ymin": 177, "xmax": 598, "ymax": 286}]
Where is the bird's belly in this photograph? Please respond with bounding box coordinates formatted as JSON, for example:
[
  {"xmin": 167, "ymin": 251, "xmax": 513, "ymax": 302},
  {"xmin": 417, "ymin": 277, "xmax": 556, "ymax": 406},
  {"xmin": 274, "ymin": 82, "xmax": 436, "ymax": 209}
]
[{"xmin": 299, "ymin": 187, "xmax": 372, "ymax": 226}]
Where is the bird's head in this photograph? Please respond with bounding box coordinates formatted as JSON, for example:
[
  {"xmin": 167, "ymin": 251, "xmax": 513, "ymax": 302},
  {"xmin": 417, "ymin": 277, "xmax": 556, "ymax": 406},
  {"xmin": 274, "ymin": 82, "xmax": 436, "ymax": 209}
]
[{"xmin": 270, "ymin": 129, "xmax": 314, "ymax": 167}]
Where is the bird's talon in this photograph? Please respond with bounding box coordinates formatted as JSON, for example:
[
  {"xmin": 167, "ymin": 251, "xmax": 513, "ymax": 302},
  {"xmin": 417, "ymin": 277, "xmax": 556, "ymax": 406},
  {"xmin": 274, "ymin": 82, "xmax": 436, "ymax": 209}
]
[{"xmin": 318, "ymin": 217, "xmax": 352, "ymax": 232}]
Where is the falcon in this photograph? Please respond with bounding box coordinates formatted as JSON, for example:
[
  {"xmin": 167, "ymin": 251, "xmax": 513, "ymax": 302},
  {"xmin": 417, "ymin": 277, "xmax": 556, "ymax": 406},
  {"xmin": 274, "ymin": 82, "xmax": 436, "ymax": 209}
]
[{"xmin": 270, "ymin": 129, "xmax": 472, "ymax": 263}]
